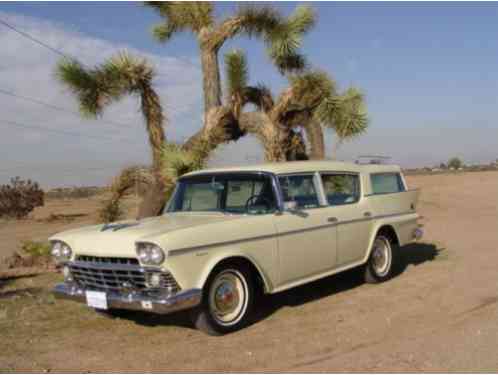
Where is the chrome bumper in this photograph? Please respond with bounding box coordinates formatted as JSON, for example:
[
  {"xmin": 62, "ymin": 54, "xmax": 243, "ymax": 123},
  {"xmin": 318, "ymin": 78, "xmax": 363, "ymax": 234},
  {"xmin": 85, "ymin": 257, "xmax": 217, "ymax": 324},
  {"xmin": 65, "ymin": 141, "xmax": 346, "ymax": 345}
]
[{"xmin": 53, "ymin": 283, "xmax": 202, "ymax": 314}]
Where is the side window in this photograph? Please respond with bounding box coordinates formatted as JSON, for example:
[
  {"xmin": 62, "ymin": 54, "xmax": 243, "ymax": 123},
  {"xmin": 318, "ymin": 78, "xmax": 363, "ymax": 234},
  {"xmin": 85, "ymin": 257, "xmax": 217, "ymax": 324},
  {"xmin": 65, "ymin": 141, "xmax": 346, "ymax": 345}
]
[
  {"xmin": 321, "ymin": 174, "xmax": 360, "ymax": 205},
  {"xmin": 370, "ymin": 173, "xmax": 406, "ymax": 195},
  {"xmin": 181, "ymin": 182, "xmax": 221, "ymax": 211},
  {"xmin": 278, "ymin": 175, "xmax": 320, "ymax": 209},
  {"xmin": 225, "ymin": 179, "xmax": 271, "ymax": 213}
]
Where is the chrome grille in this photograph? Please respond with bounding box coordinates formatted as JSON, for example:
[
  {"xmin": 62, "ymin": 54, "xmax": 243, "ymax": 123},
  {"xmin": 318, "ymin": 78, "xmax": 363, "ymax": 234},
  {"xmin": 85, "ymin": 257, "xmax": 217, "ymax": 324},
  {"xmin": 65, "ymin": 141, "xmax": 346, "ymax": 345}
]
[
  {"xmin": 68, "ymin": 256, "xmax": 180, "ymax": 293},
  {"xmin": 76, "ymin": 255, "xmax": 138, "ymax": 265}
]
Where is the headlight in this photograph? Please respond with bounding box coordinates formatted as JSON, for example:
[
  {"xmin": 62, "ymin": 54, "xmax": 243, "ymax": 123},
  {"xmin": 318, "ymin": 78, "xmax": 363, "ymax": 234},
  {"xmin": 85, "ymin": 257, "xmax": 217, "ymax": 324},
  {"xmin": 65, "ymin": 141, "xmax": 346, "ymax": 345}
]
[
  {"xmin": 50, "ymin": 241, "xmax": 72, "ymax": 262},
  {"xmin": 135, "ymin": 243, "xmax": 165, "ymax": 265}
]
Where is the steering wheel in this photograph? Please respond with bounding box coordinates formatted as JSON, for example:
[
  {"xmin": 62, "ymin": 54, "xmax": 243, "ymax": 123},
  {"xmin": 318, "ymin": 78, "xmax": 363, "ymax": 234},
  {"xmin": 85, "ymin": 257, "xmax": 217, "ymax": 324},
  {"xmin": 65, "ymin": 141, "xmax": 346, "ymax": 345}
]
[{"xmin": 244, "ymin": 195, "xmax": 272, "ymax": 213}]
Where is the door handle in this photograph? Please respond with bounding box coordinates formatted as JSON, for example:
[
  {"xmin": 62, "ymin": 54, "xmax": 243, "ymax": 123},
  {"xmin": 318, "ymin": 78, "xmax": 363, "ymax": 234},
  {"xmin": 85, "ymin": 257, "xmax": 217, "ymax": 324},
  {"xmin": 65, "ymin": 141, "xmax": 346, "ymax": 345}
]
[
  {"xmin": 364, "ymin": 212, "xmax": 372, "ymax": 217},
  {"xmin": 327, "ymin": 217, "xmax": 338, "ymax": 223}
]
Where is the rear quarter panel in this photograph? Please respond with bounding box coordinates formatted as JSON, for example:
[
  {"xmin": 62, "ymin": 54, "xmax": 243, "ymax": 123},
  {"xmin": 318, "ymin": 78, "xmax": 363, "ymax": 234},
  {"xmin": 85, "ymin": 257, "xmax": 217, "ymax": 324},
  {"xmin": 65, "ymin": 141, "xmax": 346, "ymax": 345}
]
[{"xmin": 364, "ymin": 190, "xmax": 420, "ymax": 257}]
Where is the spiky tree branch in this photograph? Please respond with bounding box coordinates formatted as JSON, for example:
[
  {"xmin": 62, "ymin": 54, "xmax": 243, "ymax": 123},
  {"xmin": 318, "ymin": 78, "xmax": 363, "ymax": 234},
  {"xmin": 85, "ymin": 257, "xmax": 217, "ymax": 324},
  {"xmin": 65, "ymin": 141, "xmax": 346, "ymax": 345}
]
[{"xmin": 57, "ymin": 53, "xmax": 166, "ymax": 171}]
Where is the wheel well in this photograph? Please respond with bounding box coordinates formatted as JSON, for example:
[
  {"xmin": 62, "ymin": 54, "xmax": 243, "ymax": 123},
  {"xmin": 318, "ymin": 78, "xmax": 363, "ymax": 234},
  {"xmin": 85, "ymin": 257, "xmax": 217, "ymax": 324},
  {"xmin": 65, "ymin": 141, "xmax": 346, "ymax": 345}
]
[
  {"xmin": 377, "ymin": 225, "xmax": 400, "ymax": 246},
  {"xmin": 210, "ymin": 256, "xmax": 266, "ymax": 294}
]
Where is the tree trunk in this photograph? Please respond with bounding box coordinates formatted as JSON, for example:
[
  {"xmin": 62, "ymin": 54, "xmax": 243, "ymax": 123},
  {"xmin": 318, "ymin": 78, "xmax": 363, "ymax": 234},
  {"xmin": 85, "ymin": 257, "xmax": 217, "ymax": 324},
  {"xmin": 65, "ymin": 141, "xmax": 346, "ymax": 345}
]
[
  {"xmin": 331, "ymin": 137, "xmax": 343, "ymax": 160},
  {"xmin": 137, "ymin": 180, "xmax": 167, "ymax": 219},
  {"xmin": 136, "ymin": 87, "xmax": 167, "ymax": 219},
  {"xmin": 303, "ymin": 119, "xmax": 325, "ymax": 160},
  {"xmin": 200, "ymin": 47, "xmax": 222, "ymax": 112},
  {"xmin": 238, "ymin": 111, "xmax": 289, "ymax": 162}
]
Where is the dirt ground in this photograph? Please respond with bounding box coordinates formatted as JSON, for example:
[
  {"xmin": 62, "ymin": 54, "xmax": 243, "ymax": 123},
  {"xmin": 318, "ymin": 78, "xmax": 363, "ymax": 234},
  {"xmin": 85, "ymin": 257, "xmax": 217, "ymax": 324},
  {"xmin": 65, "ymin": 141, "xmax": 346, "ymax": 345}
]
[{"xmin": 1, "ymin": 171, "xmax": 497, "ymax": 372}]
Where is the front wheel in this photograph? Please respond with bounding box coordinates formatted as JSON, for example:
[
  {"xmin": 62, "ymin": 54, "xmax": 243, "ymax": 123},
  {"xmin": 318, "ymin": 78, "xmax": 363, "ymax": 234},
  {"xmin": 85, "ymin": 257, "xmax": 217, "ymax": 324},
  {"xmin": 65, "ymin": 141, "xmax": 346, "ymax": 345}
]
[
  {"xmin": 364, "ymin": 235, "xmax": 397, "ymax": 283},
  {"xmin": 190, "ymin": 265, "xmax": 254, "ymax": 335}
]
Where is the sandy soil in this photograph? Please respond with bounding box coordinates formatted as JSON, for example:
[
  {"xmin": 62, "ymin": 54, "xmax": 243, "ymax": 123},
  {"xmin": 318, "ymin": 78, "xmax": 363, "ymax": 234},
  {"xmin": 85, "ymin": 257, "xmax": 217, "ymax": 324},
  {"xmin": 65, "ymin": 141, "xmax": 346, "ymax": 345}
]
[{"xmin": 1, "ymin": 171, "xmax": 497, "ymax": 372}]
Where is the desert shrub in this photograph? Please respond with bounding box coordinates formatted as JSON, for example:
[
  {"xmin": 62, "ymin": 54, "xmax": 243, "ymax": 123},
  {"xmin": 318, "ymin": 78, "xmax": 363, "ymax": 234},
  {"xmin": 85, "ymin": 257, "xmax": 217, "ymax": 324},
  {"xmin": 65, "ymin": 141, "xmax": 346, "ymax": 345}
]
[
  {"xmin": 21, "ymin": 240, "xmax": 51, "ymax": 258},
  {"xmin": 0, "ymin": 177, "xmax": 44, "ymax": 219},
  {"xmin": 448, "ymin": 157, "xmax": 463, "ymax": 170}
]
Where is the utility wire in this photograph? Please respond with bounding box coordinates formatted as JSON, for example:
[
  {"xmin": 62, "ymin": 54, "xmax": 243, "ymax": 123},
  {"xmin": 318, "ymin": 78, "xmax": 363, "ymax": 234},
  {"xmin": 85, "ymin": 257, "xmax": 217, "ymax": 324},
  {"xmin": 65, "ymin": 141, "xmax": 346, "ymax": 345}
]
[
  {"xmin": 0, "ymin": 165, "xmax": 128, "ymax": 177},
  {"xmin": 0, "ymin": 119, "xmax": 139, "ymax": 145},
  {"xmin": 0, "ymin": 88, "xmax": 135, "ymax": 129},
  {"xmin": 0, "ymin": 18, "xmax": 192, "ymax": 120},
  {"xmin": 0, "ymin": 18, "xmax": 77, "ymax": 61}
]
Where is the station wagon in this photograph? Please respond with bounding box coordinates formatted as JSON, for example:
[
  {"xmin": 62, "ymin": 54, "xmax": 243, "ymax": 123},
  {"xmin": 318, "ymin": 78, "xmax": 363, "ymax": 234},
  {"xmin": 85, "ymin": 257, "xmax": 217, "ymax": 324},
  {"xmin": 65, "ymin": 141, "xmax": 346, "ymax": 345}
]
[{"xmin": 50, "ymin": 161, "xmax": 423, "ymax": 335}]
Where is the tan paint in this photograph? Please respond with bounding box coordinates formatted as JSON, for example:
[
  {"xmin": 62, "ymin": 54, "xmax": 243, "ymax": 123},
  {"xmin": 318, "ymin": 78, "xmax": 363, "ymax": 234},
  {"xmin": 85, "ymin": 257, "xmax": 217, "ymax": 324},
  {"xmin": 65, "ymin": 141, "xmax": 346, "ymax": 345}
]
[{"xmin": 50, "ymin": 160, "xmax": 421, "ymax": 295}]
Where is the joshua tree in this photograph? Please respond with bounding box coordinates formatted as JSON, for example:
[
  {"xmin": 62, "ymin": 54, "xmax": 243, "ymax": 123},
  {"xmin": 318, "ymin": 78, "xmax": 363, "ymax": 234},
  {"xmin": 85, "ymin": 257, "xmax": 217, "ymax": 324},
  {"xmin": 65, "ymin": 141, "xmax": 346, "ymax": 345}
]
[
  {"xmin": 203, "ymin": 49, "xmax": 367, "ymax": 162},
  {"xmin": 57, "ymin": 53, "xmax": 169, "ymax": 218},
  {"xmin": 146, "ymin": 2, "xmax": 308, "ymax": 113},
  {"xmin": 147, "ymin": 2, "xmax": 367, "ymax": 161},
  {"xmin": 57, "ymin": 3, "xmax": 368, "ymax": 219}
]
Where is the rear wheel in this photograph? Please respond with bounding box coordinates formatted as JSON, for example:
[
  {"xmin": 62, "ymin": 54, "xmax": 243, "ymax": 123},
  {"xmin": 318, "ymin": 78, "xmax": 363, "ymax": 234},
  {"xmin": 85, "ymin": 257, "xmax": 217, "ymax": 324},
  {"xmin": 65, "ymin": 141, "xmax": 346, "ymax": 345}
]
[
  {"xmin": 364, "ymin": 235, "xmax": 397, "ymax": 283},
  {"xmin": 191, "ymin": 264, "xmax": 254, "ymax": 335}
]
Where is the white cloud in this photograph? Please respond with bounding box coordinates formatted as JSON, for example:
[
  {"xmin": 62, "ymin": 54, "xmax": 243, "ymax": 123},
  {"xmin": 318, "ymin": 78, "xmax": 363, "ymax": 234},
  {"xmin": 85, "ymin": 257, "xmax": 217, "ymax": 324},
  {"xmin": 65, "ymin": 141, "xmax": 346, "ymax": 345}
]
[{"xmin": 0, "ymin": 11, "xmax": 203, "ymax": 188}]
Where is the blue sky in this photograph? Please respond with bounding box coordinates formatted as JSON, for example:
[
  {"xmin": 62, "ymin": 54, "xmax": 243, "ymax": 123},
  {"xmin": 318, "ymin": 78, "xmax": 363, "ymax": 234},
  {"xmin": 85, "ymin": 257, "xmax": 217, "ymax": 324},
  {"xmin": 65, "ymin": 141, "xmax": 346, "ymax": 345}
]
[{"xmin": 1, "ymin": 2, "xmax": 497, "ymax": 187}]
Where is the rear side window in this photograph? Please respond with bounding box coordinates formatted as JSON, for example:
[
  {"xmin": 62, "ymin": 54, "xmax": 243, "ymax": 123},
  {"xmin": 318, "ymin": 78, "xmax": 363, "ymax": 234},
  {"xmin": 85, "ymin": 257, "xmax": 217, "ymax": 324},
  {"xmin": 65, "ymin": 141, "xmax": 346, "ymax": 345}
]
[
  {"xmin": 278, "ymin": 175, "xmax": 320, "ymax": 209},
  {"xmin": 321, "ymin": 174, "xmax": 360, "ymax": 205},
  {"xmin": 370, "ymin": 173, "xmax": 405, "ymax": 194}
]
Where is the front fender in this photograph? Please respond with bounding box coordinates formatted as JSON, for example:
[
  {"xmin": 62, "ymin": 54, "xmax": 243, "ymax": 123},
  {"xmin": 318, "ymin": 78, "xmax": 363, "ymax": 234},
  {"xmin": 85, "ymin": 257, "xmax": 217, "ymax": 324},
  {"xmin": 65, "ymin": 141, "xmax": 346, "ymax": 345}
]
[{"xmin": 196, "ymin": 250, "xmax": 273, "ymax": 293}]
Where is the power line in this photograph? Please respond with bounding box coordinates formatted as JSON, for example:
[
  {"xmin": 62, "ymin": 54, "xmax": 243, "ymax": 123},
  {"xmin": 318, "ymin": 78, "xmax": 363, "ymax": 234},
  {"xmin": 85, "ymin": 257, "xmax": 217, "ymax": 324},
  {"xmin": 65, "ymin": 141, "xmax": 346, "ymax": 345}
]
[
  {"xmin": 0, "ymin": 88, "xmax": 134, "ymax": 129},
  {"xmin": 0, "ymin": 18, "xmax": 193, "ymax": 121},
  {"xmin": 0, "ymin": 166, "xmax": 129, "ymax": 178},
  {"xmin": 0, "ymin": 119, "xmax": 139, "ymax": 145},
  {"xmin": 0, "ymin": 18, "xmax": 77, "ymax": 61}
]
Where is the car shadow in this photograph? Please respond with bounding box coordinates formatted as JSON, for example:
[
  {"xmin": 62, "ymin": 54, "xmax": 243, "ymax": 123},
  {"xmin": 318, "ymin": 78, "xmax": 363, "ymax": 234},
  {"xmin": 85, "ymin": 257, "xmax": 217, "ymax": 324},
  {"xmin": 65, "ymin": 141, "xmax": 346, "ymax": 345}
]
[
  {"xmin": 100, "ymin": 308, "xmax": 194, "ymax": 329},
  {"xmin": 113, "ymin": 242, "xmax": 441, "ymax": 330},
  {"xmin": 253, "ymin": 241, "xmax": 442, "ymax": 323}
]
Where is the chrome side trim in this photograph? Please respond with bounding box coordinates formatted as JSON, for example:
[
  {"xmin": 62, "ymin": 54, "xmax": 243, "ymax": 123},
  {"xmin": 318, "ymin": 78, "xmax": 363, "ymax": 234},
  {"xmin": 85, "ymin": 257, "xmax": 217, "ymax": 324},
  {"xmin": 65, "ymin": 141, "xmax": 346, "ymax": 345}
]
[
  {"xmin": 53, "ymin": 283, "xmax": 201, "ymax": 315},
  {"xmin": 363, "ymin": 188, "xmax": 420, "ymax": 197},
  {"xmin": 168, "ymin": 211, "xmax": 417, "ymax": 256}
]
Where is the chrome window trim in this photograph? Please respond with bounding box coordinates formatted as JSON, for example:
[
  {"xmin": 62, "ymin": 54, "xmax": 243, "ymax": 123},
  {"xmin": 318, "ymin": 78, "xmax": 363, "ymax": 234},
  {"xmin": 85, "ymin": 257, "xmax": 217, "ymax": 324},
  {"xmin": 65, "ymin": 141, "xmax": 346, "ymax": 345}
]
[
  {"xmin": 363, "ymin": 188, "xmax": 419, "ymax": 197},
  {"xmin": 369, "ymin": 172, "xmax": 407, "ymax": 195},
  {"xmin": 319, "ymin": 171, "xmax": 362, "ymax": 206},
  {"xmin": 276, "ymin": 172, "xmax": 323, "ymax": 211},
  {"xmin": 170, "ymin": 171, "xmax": 283, "ymax": 214}
]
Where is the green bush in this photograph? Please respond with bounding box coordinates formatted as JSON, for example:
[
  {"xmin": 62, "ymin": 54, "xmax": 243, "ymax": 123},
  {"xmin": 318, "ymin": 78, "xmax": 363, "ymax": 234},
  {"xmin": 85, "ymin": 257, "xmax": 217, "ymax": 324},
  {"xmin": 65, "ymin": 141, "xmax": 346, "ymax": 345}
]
[
  {"xmin": 21, "ymin": 240, "xmax": 51, "ymax": 258},
  {"xmin": 0, "ymin": 177, "xmax": 44, "ymax": 219}
]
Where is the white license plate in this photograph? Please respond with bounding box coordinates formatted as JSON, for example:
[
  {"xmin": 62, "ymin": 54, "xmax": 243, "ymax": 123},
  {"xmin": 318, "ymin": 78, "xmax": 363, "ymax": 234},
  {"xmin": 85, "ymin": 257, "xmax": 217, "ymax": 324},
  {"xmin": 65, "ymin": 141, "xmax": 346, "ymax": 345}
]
[{"xmin": 86, "ymin": 291, "xmax": 108, "ymax": 310}]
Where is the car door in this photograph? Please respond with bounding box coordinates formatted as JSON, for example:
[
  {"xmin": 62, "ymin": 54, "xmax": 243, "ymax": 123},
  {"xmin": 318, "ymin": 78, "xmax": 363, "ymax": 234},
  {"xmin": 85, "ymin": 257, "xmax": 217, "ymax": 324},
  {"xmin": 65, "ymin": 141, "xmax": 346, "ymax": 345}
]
[
  {"xmin": 274, "ymin": 173, "xmax": 338, "ymax": 286},
  {"xmin": 320, "ymin": 172, "xmax": 373, "ymax": 266}
]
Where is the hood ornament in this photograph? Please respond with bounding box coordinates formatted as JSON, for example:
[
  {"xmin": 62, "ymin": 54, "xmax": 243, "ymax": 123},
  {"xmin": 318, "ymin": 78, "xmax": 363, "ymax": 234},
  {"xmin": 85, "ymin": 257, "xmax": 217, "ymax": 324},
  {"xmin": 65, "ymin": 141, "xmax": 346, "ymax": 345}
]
[{"xmin": 101, "ymin": 222, "xmax": 140, "ymax": 232}]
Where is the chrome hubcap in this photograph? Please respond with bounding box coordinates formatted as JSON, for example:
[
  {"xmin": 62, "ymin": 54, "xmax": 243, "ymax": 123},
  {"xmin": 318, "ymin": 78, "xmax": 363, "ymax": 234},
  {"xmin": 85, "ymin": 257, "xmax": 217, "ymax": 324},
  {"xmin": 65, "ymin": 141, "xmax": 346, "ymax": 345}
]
[
  {"xmin": 209, "ymin": 270, "xmax": 247, "ymax": 326},
  {"xmin": 214, "ymin": 281, "xmax": 239, "ymax": 314},
  {"xmin": 372, "ymin": 237, "xmax": 391, "ymax": 277}
]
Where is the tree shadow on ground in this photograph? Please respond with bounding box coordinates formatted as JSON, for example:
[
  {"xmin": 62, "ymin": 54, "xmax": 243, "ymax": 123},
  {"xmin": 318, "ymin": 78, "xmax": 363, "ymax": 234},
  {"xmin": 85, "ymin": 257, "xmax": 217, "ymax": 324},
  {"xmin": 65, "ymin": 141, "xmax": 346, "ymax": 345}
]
[{"xmin": 116, "ymin": 242, "xmax": 442, "ymax": 330}]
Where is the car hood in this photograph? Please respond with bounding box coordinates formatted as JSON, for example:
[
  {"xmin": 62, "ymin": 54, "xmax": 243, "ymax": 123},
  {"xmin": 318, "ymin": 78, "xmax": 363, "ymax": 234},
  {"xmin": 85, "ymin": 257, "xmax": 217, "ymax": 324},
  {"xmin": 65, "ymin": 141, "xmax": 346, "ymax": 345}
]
[{"xmin": 50, "ymin": 213, "xmax": 241, "ymax": 258}]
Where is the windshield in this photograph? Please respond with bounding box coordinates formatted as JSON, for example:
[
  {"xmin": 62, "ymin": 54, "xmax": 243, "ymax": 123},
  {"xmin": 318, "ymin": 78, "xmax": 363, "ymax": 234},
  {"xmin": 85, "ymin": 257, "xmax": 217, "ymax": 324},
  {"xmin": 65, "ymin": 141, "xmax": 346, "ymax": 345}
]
[{"xmin": 167, "ymin": 173, "xmax": 277, "ymax": 215}]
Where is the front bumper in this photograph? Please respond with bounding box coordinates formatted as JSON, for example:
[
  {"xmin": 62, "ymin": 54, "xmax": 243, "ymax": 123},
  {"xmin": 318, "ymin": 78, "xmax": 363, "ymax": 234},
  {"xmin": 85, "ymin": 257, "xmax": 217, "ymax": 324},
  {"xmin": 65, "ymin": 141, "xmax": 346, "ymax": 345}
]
[{"xmin": 53, "ymin": 283, "xmax": 202, "ymax": 314}]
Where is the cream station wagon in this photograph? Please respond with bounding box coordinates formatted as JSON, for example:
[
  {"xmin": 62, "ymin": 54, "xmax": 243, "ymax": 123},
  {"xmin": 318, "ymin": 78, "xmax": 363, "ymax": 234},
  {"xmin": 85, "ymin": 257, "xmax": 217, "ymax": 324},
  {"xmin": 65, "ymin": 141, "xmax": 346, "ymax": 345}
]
[{"xmin": 51, "ymin": 161, "xmax": 423, "ymax": 335}]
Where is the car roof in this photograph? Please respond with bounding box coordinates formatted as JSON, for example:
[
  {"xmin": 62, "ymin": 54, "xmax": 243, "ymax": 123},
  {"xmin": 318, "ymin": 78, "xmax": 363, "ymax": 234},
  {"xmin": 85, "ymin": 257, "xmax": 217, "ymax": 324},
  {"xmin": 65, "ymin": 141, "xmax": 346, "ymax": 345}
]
[{"xmin": 182, "ymin": 160, "xmax": 401, "ymax": 177}]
